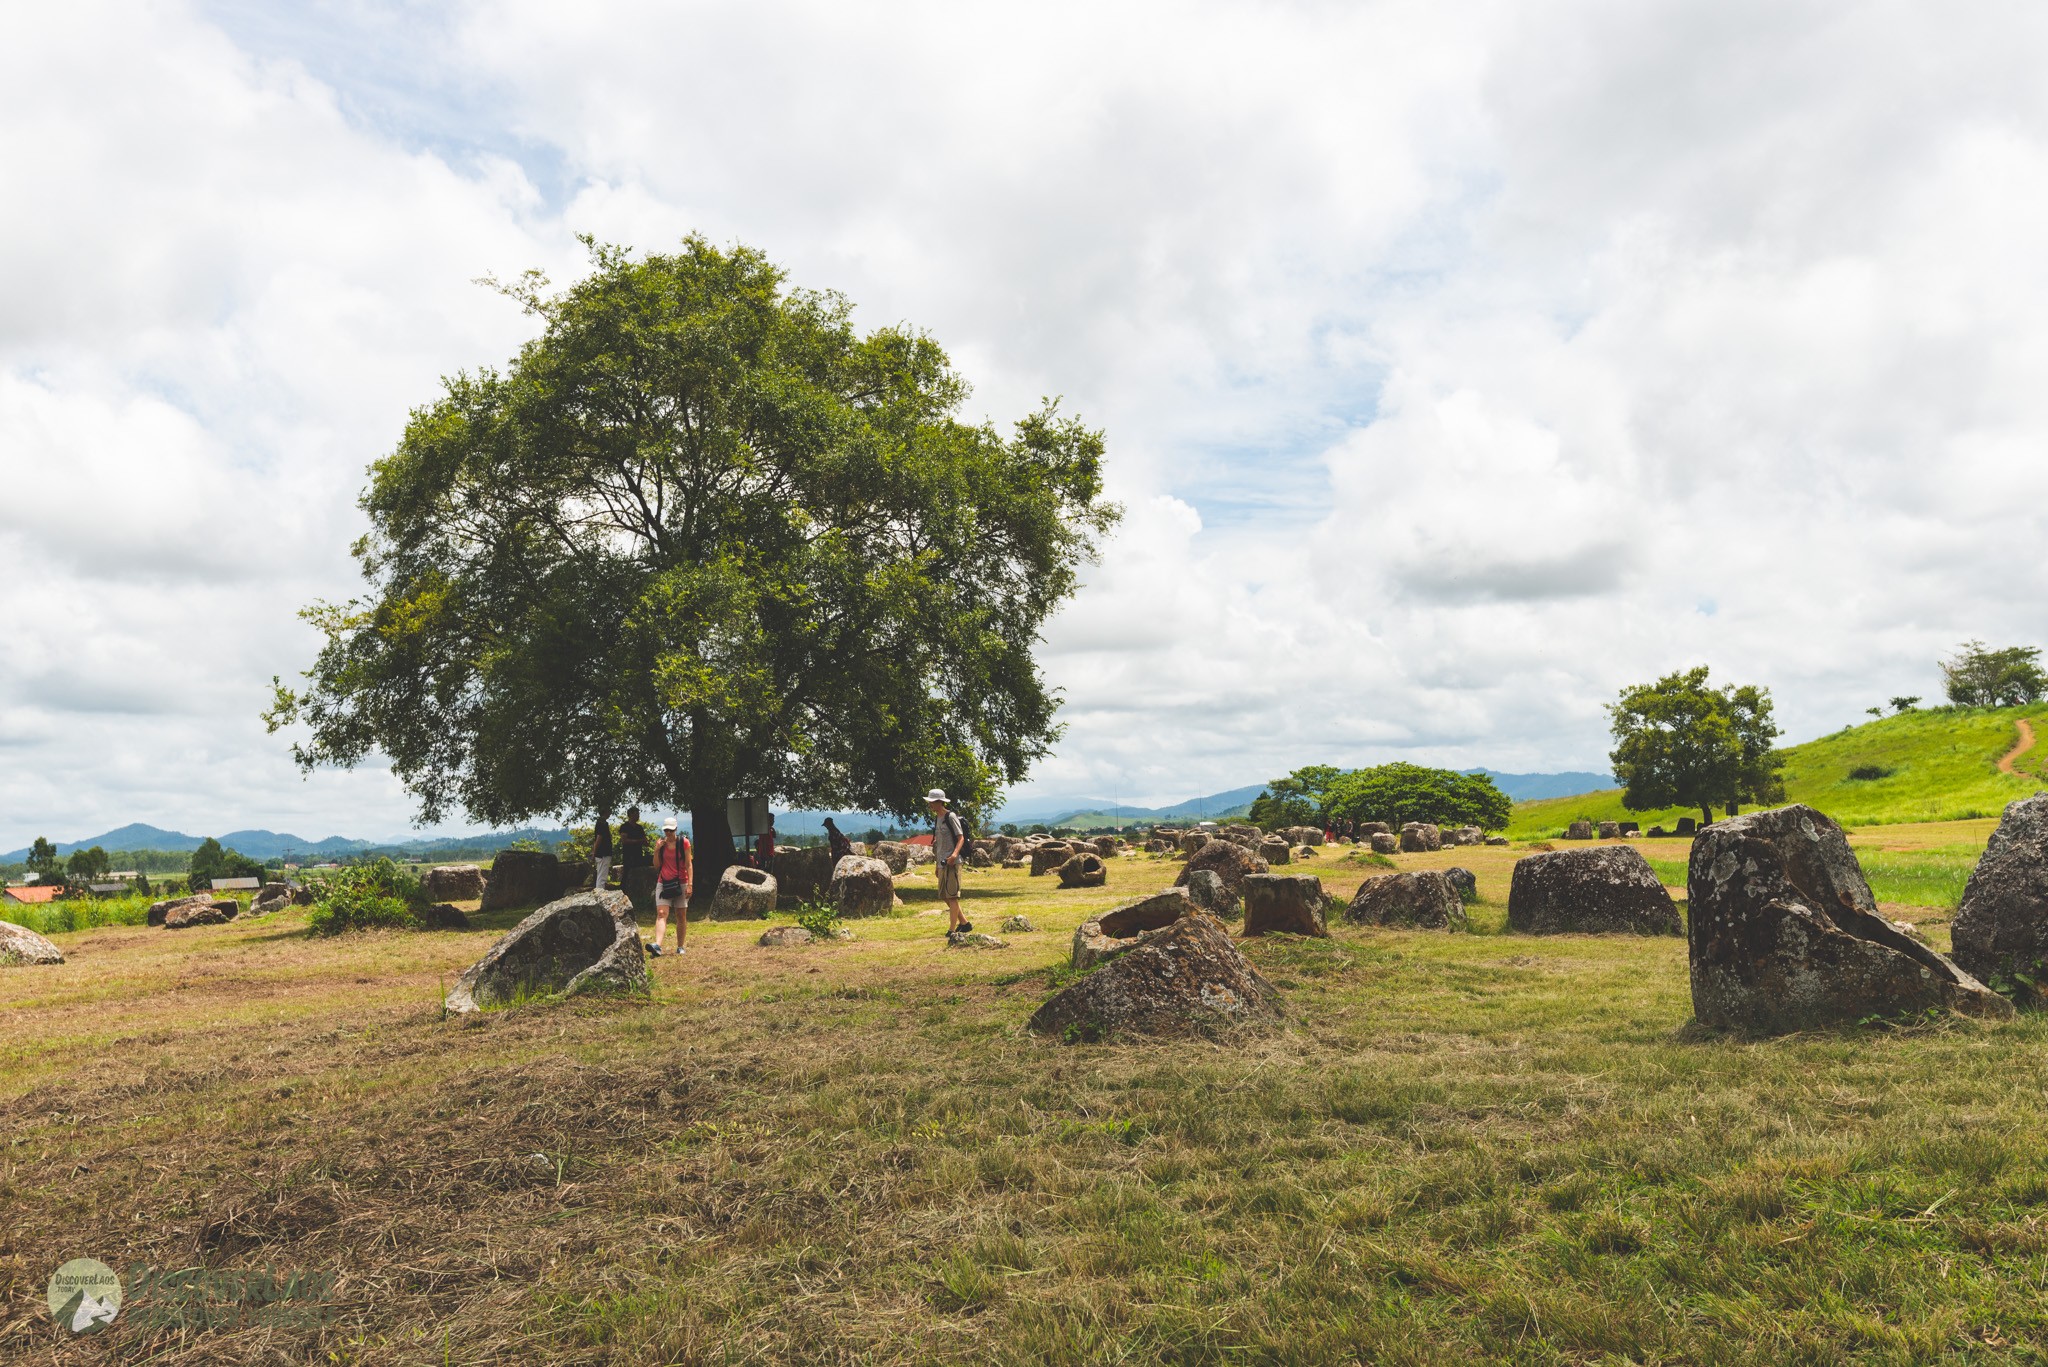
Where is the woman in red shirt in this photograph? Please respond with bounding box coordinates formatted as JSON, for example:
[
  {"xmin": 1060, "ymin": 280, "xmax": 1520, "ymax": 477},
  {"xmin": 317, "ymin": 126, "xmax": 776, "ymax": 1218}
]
[{"xmin": 648, "ymin": 818, "xmax": 692, "ymax": 957}]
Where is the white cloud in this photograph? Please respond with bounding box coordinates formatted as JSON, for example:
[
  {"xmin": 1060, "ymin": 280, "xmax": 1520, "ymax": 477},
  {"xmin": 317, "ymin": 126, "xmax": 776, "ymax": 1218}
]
[{"xmin": 5, "ymin": 0, "xmax": 2048, "ymax": 846}]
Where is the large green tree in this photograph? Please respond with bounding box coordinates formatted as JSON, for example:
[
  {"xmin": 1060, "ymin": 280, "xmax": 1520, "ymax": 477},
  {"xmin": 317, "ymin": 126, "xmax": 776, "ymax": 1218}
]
[
  {"xmin": 269, "ymin": 237, "xmax": 1118, "ymax": 891},
  {"xmin": 1247, "ymin": 764, "xmax": 1343, "ymax": 831},
  {"xmin": 1608, "ymin": 667, "xmax": 1784, "ymax": 826},
  {"xmin": 1941, "ymin": 641, "xmax": 2047, "ymax": 707},
  {"xmin": 1322, "ymin": 764, "xmax": 1511, "ymax": 831}
]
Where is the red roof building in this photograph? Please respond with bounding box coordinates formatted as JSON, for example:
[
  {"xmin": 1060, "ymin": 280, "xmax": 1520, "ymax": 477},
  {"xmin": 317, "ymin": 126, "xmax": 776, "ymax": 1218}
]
[{"xmin": 3, "ymin": 885, "xmax": 62, "ymax": 904}]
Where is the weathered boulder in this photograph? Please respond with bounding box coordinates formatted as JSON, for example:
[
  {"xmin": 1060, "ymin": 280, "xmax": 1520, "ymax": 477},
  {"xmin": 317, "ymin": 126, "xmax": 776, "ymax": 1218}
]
[
  {"xmin": 1030, "ymin": 843, "xmax": 1075, "ymax": 876},
  {"xmin": 1178, "ymin": 832, "xmax": 1211, "ymax": 855},
  {"xmin": 1507, "ymin": 846, "xmax": 1681, "ymax": 935},
  {"xmin": 1444, "ymin": 826, "xmax": 1484, "ymax": 847},
  {"xmin": 1596, "ymin": 822, "xmax": 1621, "ymax": 840},
  {"xmin": 1485, "ymin": 835, "xmax": 1510, "ymax": 846},
  {"xmin": 149, "ymin": 893, "xmax": 226, "ymax": 927},
  {"xmin": 1674, "ymin": 816, "xmax": 1697, "ymax": 836},
  {"xmin": 1242, "ymin": 873, "xmax": 1328, "ymax": 938},
  {"xmin": 1093, "ymin": 836, "xmax": 1121, "ymax": 857},
  {"xmin": 947, "ymin": 931, "xmax": 1007, "ymax": 949},
  {"xmin": 1071, "ymin": 889, "xmax": 1193, "ymax": 970},
  {"xmin": 1443, "ymin": 867, "xmax": 1477, "ymax": 903},
  {"xmin": 1619, "ymin": 821, "xmax": 1641, "ymax": 836},
  {"xmin": 1949, "ymin": 794, "xmax": 2048, "ymax": 1003},
  {"xmin": 1347, "ymin": 872, "xmax": 1465, "ymax": 930},
  {"xmin": 967, "ymin": 848, "xmax": 993, "ymax": 869},
  {"xmin": 830, "ymin": 856, "xmax": 898, "ymax": 918},
  {"xmin": 1258, "ymin": 838, "xmax": 1292, "ymax": 866},
  {"xmin": 759, "ymin": 925, "xmax": 814, "ymax": 947},
  {"xmin": 444, "ymin": 890, "xmax": 646, "ymax": 1013},
  {"xmin": 872, "ymin": 841, "xmax": 915, "ymax": 875},
  {"xmin": 1370, "ymin": 832, "xmax": 1400, "ymax": 855},
  {"xmin": 421, "ymin": 873, "xmax": 485, "ymax": 901},
  {"xmin": 1358, "ymin": 822, "xmax": 1391, "ymax": 837},
  {"xmin": 419, "ymin": 902, "xmax": 472, "ymax": 930},
  {"xmin": 480, "ymin": 851, "xmax": 565, "ymax": 912},
  {"xmin": 1028, "ymin": 913, "xmax": 1282, "ymax": 1042},
  {"xmin": 1565, "ymin": 820, "xmax": 1594, "ymax": 841},
  {"xmin": 1688, "ymin": 804, "xmax": 2010, "ymax": 1033},
  {"xmin": 250, "ymin": 882, "xmax": 294, "ymax": 916},
  {"xmin": 1399, "ymin": 823, "xmax": 1441, "ymax": 853},
  {"xmin": 1057, "ymin": 853, "xmax": 1108, "ymax": 888},
  {"xmin": 1184, "ymin": 868, "xmax": 1237, "ymax": 917},
  {"xmin": 1289, "ymin": 825, "xmax": 1326, "ymax": 847},
  {"xmin": 0, "ymin": 920, "xmax": 64, "ymax": 965},
  {"xmin": 709, "ymin": 865, "xmax": 778, "ymax": 920},
  {"xmin": 768, "ymin": 846, "xmax": 835, "ymax": 904},
  {"xmin": 163, "ymin": 898, "xmax": 239, "ymax": 930},
  {"xmin": 1002, "ymin": 914, "xmax": 1037, "ymax": 934},
  {"xmin": 621, "ymin": 865, "xmax": 657, "ymax": 914},
  {"xmin": 1174, "ymin": 840, "xmax": 1269, "ymax": 899}
]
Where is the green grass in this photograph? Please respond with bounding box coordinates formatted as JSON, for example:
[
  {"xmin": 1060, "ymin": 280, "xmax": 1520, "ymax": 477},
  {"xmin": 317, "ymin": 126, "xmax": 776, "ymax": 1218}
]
[
  {"xmin": 1511, "ymin": 705, "xmax": 2048, "ymax": 837},
  {"xmin": 0, "ymin": 890, "xmax": 159, "ymax": 935},
  {"xmin": 8, "ymin": 843, "xmax": 2048, "ymax": 1362}
]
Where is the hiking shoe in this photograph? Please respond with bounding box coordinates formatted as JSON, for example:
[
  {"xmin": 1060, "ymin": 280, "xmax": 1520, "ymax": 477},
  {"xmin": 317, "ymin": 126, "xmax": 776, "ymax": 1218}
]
[
  {"xmin": 957, "ymin": 921, "xmax": 974, "ymax": 935},
  {"xmin": 646, "ymin": 942, "xmax": 663, "ymax": 956}
]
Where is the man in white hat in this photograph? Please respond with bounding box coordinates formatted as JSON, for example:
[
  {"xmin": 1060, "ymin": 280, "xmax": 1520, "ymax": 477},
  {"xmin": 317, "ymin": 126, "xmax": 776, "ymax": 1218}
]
[{"xmin": 927, "ymin": 788, "xmax": 969, "ymax": 934}]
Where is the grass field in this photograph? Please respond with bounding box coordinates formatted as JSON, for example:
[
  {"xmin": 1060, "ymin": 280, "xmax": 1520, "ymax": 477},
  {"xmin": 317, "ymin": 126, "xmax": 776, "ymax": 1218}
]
[
  {"xmin": 1509, "ymin": 706, "xmax": 2048, "ymax": 838},
  {"xmin": 6, "ymin": 828, "xmax": 2048, "ymax": 1363}
]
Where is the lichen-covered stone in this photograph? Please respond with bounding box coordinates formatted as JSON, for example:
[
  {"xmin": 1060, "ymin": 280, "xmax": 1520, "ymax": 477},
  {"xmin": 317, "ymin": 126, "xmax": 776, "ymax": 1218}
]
[
  {"xmin": 1399, "ymin": 823, "xmax": 1441, "ymax": 853},
  {"xmin": 444, "ymin": 890, "xmax": 647, "ymax": 1013},
  {"xmin": 1184, "ymin": 869, "xmax": 1237, "ymax": 917},
  {"xmin": 1058, "ymin": 853, "xmax": 1108, "ymax": 888},
  {"xmin": 1241, "ymin": 873, "xmax": 1328, "ymax": 938},
  {"xmin": 1508, "ymin": 846, "xmax": 1681, "ymax": 936},
  {"xmin": 1688, "ymin": 804, "xmax": 2010, "ymax": 1032},
  {"xmin": 423, "ymin": 864, "xmax": 486, "ymax": 902},
  {"xmin": 1347, "ymin": 872, "xmax": 1465, "ymax": 930},
  {"xmin": 1071, "ymin": 889, "xmax": 1192, "ymax": 970},
  {"xmin": 829, "ymin": 856, "xmax": 897, "ymax": 918},
  {"xmin": 0, "ymin": 920, "xmax": 64, "ymax": 964},
  {"xmin": 1174, "ymin": 840, "xmax": 1269, "ymax": 899},
  {"xmin": 1370, "ymin": 832, "xmax": 1399, "ymax": 854},
  {"xmin": 480, "ymin": 850, "xmax": 565, "ymax": 912},
  {"xmin": 709, "ymin": 865, "xmax": 778, "ymax": 920},
  {"xmin": 1443, "ymin": 867, "xmax": 1477, "ymax": 903},
  {"xmin": 1029, "ymin": 913, "xmax": 1282, "ymax": 1042},
  {"xmin": 759, "ymin": 925, "xmax": 814, "ymax": 947},
  {"xmin": 1950, "ymin": 794, "xmax": 2048, "ymax": 1002}
]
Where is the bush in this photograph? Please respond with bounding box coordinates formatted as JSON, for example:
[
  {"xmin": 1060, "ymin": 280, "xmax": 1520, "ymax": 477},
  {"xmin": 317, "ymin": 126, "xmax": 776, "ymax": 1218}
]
[
  {"xmin": 793, "ymin": 902, "xmax": 842, "ymax": 940},
  {"xmin": 1848, "ymin": 764, "xmax": 1896, "ymax": 781},
  {"xmin": 307, "ymin": 858, "xmax": 430, "ymax": 935}
]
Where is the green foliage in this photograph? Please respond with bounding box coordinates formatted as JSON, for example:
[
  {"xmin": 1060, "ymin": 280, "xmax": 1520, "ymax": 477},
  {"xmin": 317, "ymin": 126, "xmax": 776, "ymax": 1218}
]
[
  {"xmin": 558, "ymin": 827, "xmax": 595, "ymax": 860},
  {"xmin": 1847, "ymin": 764, "xmax": 1894, "ymax": 781},
  {"xmin": 506, "ymin": 837, "xmax": 545, "ymax": 854},
  {"xmin": 1513, "ymin": 704, "xmax": 2048, "ymax": 835},
  {"xmin": 1249, "ymin": 765, "xmax": 1342, "ymax": 830},
  {"xmin": 1941, "ymin": 640, "xmax": 2046, "ymax": 707},
  {"xmin": 1607, "ymin": 667, "xmax": 1783, "ymax": 824},
  {"xmin": 791, "ymin": 902, "xmax": 841, "ymax": 941},
  {"xmin": 1323, "ymin": 763, "xmax": 1512, "ymax": 831},
  {"xmin": 24, "ymin": 837, "xmax": 60, "ymax": 883},
  {"xmin": 306, "ymin": 858, "xmax": 431, "ymax": 935},
  {"xmin": 64, "ymin": 845, "xmax": 110, "ymax": 882},
  {"xmin": 186, "ymin": 836, "xmax": 265, "ymax": 892},
  {"xmin": 2, "ymin": 891, "xmax": 160, "ymax": 936},
  {"xmin": 1890, "ymin": 695, "xmax": 1921, "ymax": 713},
  {"xmin": 269, "ymin": 235, "xmax": 1119, "ymax": 841}
]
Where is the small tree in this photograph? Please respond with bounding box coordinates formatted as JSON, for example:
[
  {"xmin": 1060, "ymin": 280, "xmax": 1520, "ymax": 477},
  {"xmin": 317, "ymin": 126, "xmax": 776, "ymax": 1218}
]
[
  {"xmin": 187, "ymin": 837, "xmax": 264, "ymax": 891},
  {"xmin": 25, "ymin": 837, "xmax": 61, "ymax": 884},
  {"xmin": 65, "ymin": 846, "xmax": 111, "ymax": 882},
  {"xmin": 1608, "ymin": 667, "xmax": 1784, "ymax": 827},
  {"xmin": 1941, "ymin": 642, "xmax": 2047, "ymax": 707},
  {"xmin": 1889, "ymin": 695, "xmax": 1921, "ymax": 713}
]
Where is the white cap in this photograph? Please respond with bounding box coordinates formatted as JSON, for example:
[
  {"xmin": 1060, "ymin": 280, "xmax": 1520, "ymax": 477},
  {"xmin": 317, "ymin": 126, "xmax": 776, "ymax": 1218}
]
[
  {"xmin": 662, "ymin": 817, "xmax": 677, "ymax": 831},
  {"xmin": 926, "ymin": 788, "xmax": 948, "ymax": 803}
]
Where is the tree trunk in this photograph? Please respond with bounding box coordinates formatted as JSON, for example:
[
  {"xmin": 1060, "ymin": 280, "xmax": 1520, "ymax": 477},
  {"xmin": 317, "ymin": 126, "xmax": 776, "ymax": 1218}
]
[
  {"xmin": 1725, "ymin": 801, "xmax": 1741, "ymax": 817},
  {"xmin": 690, "ymin": 800, "xmax": 736, "ymax": 909},
  {"xmin": 1700, "ymin": 804, "xmax": 1716, "ymax": 828}
]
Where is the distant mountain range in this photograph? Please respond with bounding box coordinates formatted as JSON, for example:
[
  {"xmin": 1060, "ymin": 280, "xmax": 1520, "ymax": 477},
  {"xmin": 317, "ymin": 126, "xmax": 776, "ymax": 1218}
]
[
  {"xmin": 4, "ymin": 769, "xmax": 1619, "ymax": 863},
  {"xmin": 1, "ymin": 824, "xmax": 571, "ymax": 864}
]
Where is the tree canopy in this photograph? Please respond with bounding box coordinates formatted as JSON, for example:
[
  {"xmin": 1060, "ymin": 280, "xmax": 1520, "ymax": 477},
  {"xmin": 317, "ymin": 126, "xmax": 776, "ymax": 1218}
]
[
  {"xmin": 1324, "ymin": 763, "xmax": 1512, "ymax": 831},
  {"xmin": 1940, "ymin": 642, "xmax": 2046, "ymax": 707},
  {"xmin": 1247, "ymin": 765, "xmax": 1342, "ymax": 830},
  {"xmin": 269, "ymin": 237, "xmax": 1118, "ymax": 883},
  {"xmin": 24, "ymin": 837, "xmax": 60, "ymax": 883},
  {"xmin": 186, "ymin": 837, "xmax": 263, "ymax": 892},
  {"xmin": 1608, "ymin": 667, "xmax": 1783, "ymax": 825},
  {"xmin": 64, "ymin": 845, "xmax": 110, "ymax": 882}
]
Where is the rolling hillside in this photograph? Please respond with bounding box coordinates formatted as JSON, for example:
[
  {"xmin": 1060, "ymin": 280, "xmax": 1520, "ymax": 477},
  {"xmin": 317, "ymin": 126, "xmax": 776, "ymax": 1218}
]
[{"xmin": 1507, "ymin": 705, "xmax": 2048, "ymax": 837}]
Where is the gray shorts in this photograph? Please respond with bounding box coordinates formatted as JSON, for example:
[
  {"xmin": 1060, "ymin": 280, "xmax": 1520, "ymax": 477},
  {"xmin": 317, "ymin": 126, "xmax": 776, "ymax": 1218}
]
[{"xmin": 936, "ymin": 859, "xmax": 961, "ymax": 899}]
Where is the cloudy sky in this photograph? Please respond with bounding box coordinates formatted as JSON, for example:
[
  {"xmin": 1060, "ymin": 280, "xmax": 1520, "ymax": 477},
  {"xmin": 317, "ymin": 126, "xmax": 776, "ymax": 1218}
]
[{"xmin": 4, "ymin": 0, "xmax": 2045, "ymax": 847}]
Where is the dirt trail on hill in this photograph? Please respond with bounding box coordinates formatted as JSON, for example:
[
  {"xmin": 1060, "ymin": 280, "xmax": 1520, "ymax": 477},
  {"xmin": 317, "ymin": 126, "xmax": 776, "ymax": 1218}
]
[{"xmin": 1998, "ymin": 718, "xmax": 2036, "ymax": 773}]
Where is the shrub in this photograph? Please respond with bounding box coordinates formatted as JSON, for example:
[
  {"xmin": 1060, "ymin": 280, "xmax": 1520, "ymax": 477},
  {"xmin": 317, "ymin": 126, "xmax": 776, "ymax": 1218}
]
[
  {"xmin": 792, "ymin": 902, "xmax": 842, "ymax": 941},
  {"xmin": 1848, "ymin": 764, "xmax": 1895, "ymax": 781},
  {"xmin": 307, "ymin": 858, "xmax": 430, "ymax": 935}
]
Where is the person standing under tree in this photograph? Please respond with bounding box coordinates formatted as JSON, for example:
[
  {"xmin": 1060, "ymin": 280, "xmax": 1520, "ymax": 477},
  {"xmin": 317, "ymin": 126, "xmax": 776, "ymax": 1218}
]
[
  {"xmin": 591, "ymin": 812, "xmax": 613, "ymax": 891},
  {"xmin": 756, "ymin": 821, "xmax": 777, "ymax": 869},
  {"xmin": 824, "ymin": 817, "xmax": 853, "ymax": 864},
  {"xmin": 648, "ymin": 818, "xmax": 691, "ymax": 957},
  {"xmin": 927, "ymin": 788, "xmax": 969, "ymax": 935},
  {"xmin": 618, "ymin": 807, "xmax": 648, "ymax": 872}
]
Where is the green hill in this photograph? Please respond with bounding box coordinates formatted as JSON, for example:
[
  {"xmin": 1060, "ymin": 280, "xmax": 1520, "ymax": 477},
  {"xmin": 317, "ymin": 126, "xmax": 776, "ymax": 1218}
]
[{"xmin": 1507, "ymin": 705, "xmax": 2048, "ymax": 838}]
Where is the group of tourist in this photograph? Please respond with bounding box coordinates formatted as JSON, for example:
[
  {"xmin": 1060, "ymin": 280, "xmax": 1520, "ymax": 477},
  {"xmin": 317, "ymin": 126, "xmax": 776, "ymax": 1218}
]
[{"xmin": 578, "ymin": 789, "xmax": 970, "ymax": 954}]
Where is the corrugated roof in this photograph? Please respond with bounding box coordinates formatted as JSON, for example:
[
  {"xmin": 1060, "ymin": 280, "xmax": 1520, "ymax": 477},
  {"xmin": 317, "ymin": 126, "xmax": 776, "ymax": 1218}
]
[{"xmin": 4, "ymin": 885, "xmax": 62, "ymax": 904}]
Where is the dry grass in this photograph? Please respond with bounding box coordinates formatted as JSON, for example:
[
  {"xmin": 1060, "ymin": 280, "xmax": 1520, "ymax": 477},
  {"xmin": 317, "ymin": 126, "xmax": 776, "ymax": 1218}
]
[{"xmin": 6, "ymin": 836, "xmax": 2048, "ymax": 1363}]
